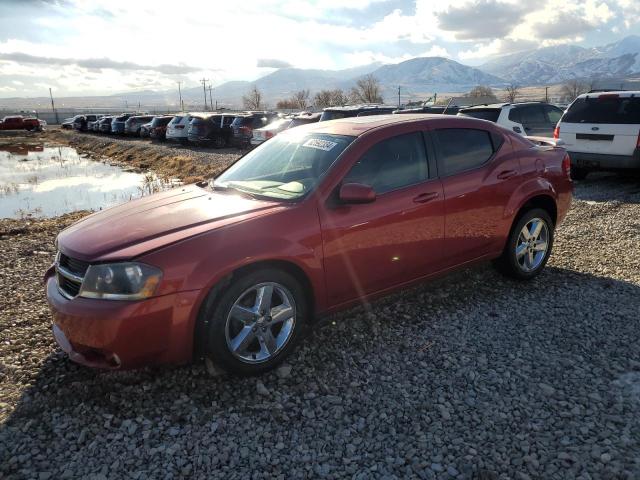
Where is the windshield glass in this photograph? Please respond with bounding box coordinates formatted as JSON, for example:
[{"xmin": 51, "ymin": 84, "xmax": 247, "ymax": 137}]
[
  {"xmin": 319, "ymin": 111, "xmax": 351, "ymax": 122},
  {"xmin": 214, "ymin": 133, "xmax": 355, "ymax": 200}
]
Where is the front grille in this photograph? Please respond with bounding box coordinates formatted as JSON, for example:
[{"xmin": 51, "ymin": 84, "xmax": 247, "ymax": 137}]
[
  {"xmin": 56, "ymin": 252, "xmax": 89, "ymax": 299},
  {"xmin": 59, "ymin": 253, "xmax": 90, "ymax": 276},
  {"xmin": 57, "ymin": 272, "xmax": 81, "ymax": 297}
]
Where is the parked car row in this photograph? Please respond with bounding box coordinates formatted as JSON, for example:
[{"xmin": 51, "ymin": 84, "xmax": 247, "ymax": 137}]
[
  {"xmin": 0, "ymin": 115, "xmax": 46, "ymax": 131},
  {"xmin": 68, "ymin": 110, "xmax": 323, "ymax": 148}
]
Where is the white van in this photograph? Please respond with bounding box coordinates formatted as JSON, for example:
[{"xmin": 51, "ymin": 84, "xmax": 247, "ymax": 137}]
[{"xmin": 555, "ymin": 91, "xmax": 640, "ymax": 179}]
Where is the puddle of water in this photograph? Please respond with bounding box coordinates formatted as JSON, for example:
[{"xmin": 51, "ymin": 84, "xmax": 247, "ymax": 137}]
[{"xmin": 0, "ymin": 144, "xmax": 179, "ymax": 219}]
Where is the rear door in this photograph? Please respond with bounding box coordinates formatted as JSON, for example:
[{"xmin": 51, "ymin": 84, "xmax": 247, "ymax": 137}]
[
  {"xmin": 432, "ymin": 125, "xmax": 520, "ymax": 265},
  {"xmin": 559, "ymin": 94, "xmax": 640, "ymax": 156}
]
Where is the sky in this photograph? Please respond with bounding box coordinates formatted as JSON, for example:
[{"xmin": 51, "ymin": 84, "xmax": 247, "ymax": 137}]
[{"xmin": 0, "ymin": 0, "xmax": 638, "ymax": 98}]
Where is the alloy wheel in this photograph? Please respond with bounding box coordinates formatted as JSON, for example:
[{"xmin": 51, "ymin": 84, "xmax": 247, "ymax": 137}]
[
  {"xmin": 515, "ymin": 217, "xmax": 549, "ymax": 272},
  {"xmin": 224, "ymin": 282, "xmax": 296, "ymax": 363}
]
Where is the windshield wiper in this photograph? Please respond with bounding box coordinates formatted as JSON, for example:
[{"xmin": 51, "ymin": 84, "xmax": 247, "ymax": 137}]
[{"xmin": 212, "ymin": 183, "xmax": 260, "ymax": 200}]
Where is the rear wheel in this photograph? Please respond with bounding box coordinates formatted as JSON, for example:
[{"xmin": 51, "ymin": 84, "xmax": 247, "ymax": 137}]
[
  {"xmin": 201, "ymin": 268, "xmax": 307, "ymax": 375},
  {"xmin": 570, "ymin": 167, "xmax": 589, "ymax": 180},
  {"xmin": 213, "ymin": 135, "xmax": 226, "ymax": 149},
  {"xmin": 494, "ymin": 208, "xmax": 554, "ymax": 280}
]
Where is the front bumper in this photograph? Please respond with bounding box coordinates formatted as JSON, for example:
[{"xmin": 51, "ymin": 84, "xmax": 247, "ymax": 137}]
[
  {"xmin": 45, "ymin": 272, "xmax": 201, "ymax": 369},
  {"xmin": 569, "ymin": 149, "xmax": 640, "ymax": 170}
]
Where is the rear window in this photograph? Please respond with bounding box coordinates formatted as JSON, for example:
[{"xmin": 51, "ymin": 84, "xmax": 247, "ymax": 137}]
[
  {"xmin": 563, "ymin": 96, "xmax": 640, "ymax": 124},
  {"xmin": 459, "ymin": 109, "xmax": 500, "ymax": 122},
  {"xmin": 320, "ymin": 111, "xmax": 353, "ymax": 122},
  {"xmin": 231, "ymin": 117, "xmax": 252, "ymax": 127},
  {"xmin": 170, "ymin": 116, "xmax": 183, "ymax": 124},
  {"xmin": 190, "ymin": 117, "xmax": 206, "ymax": 125},
  {"xmin": 433, "ymin": 128, "xmax": 495, "ymax": 176}
]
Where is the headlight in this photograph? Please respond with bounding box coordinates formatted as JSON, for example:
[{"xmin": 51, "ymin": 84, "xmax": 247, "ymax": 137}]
[{"xmin": 79, "ymin": 262, "xmax": 162, "ymax": 300}]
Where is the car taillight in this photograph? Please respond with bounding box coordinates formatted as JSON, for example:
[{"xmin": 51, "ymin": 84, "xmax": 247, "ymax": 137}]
[
  {"xmin": 175, "ymin": 125, "xmax": 185, "ymax": 129},
  {"xmin": 562, "ymin": 153, "xmax": 571, "ymax": 178},
  {"xmin": 240, "ymin": 126, "xmax": 250, "ymax": 133},
  {"xmin": 553, "ymin": 126, "xmax": 560, "ymax": 139},
  {"xmin": 265, "ymin": 131, "xmax": 274, "ymax": 139}
]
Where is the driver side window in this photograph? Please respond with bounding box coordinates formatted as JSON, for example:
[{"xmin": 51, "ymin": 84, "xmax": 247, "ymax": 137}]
[{"xmin": 343, "ymin": 132, "xmax": 428, "ymax": 194}]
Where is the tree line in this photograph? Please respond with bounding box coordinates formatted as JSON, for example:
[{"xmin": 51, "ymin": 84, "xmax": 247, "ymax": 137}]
[{"xmin": 242, "ymin": 74, "xmax": 596, "ymax": 111}]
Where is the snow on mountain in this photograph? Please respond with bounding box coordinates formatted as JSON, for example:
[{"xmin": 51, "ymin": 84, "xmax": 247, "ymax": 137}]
[{"xmin": 479, "ymin": 36, "xmax": 640, "ymax": 85}]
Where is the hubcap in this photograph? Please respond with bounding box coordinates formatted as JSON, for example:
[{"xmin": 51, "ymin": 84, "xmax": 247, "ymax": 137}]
[
  {"xmin": 225, "ymin": 282, "xmax": 296, "ymax": 364},
  {"xmin": 515, "ymin": 217, "xmax": 549, "ymax": 272}
]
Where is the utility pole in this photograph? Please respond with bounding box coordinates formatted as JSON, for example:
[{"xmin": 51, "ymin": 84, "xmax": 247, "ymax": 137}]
[
  {"xmin": 208, "ymin": 85, "xmax": 214, "ymax": 112},
  {"xmin": 178, "ymin": 81, "xmax": 183, "ymax": 111},
  {"xmin": 545, "ymin": 86, "xmax": 549, "ymax": 103},
  {"xmin": 200, "ymin": 78, "xmax": 209, "ymax": 111},
  {"xmin": 49, "ymin": 88, "xmax": 59, "ymax": 124},
  {"xmin": 397, "ymin": 86, "xmax": 401, "ymax": 108}
]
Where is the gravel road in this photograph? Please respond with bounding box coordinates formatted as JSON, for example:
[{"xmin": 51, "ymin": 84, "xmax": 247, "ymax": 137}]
[{"xmin": 1, "ymin": 174, "xmax": 639, "ymax": 479}]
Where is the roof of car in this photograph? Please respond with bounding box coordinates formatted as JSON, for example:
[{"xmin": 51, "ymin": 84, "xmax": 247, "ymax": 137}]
[
  {"xmin": 281, "ymin": 113, "xmax": 491, "ymax": 137},
  {"xmin": 323, "ymin": 104, "xmax": 396, "ymax": 112},
  {"xmin": 577, "ymin": 90, "xmax": 640, "ymax": 99},
  {"xmin": 460, "ymin": 101, "xmax": 554, "ymax": 110}
]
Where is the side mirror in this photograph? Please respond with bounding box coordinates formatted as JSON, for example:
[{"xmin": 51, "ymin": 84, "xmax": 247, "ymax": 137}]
[{"xmin": 339, "ymin": 183, "xmax": 376, "ymax": 204}]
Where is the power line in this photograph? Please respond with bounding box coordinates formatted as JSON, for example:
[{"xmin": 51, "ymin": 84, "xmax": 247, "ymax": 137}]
[{"xmin": 200, "ymin": 78, "xmax": 209, "ymax": 111}]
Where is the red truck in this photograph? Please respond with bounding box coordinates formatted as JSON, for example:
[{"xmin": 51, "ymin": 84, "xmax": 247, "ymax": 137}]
[{"xmin": 0, "ymin": 115, "xmax": 45, "ymax": 131}]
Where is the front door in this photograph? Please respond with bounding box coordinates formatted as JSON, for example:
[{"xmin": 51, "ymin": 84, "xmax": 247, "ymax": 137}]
[{"xmin": 319, "ymin": 131, "xmax": 445, "ymax": 306}]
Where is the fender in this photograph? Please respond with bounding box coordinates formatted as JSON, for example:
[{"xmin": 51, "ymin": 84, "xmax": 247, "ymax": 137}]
[{"xmin": 504, "ymin": 177, "xmax": 558, "ymax": 222}]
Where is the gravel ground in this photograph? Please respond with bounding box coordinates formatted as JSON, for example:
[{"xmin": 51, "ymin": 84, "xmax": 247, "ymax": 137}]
[{"xmin": 1, "ymin": 174, "xmax": 639, "ymax": 479}]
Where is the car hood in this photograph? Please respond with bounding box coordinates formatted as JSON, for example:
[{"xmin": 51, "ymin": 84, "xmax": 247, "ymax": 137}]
[{"xmin": 58, "ymin": 185, "xmax": 283, "ymax": 261}]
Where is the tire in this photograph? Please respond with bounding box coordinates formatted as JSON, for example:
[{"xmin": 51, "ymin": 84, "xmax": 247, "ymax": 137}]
[
  {"xmin": 570, "ymin": 167, "xmax": 588, "ymax": 180},
  {"xmin": 201, "ymin": 268, "xmax": 308, "ymax": 375},
  {"xmin": 494, "ymin": 208, "xmax": 554, "ymax": 280},
  {"xmin": 213, "ymin": 135, "xmax": 226, "ymax": 149}
]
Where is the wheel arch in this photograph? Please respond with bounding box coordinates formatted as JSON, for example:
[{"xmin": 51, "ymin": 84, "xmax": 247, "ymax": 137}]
[
  {"xmin": 515, "ymin": 193, "xmax": 558, "ymax": 226},
  {"xmin": 191, "ymin": 258, "xmax": 316, "ymax": 361}
]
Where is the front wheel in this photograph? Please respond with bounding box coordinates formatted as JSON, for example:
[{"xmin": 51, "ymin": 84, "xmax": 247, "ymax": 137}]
[
  {"xmin": 201, "ymin": 268, "xmax": 307, "ymax": 375},
  {"xmin": 494, "ymin": 208, "xmax": 554, "ymax": 280}
]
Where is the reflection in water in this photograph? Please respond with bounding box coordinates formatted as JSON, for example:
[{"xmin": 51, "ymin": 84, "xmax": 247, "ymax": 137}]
[
  {"xmin": 0, "ymin": 144, "xmax": 173, "ymax": 219},
  {"xmin": 0, "ymin": 143, "xmax": 44, "ymax": 155}
]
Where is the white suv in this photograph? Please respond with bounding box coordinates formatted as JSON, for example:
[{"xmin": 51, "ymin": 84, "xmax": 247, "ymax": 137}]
[
  {"xmin": 555, "ymin": 91, "xmax": 640, "ymax": 179},
  {"xmin": 458, "ymin": 102, "xmax": 564, "ymax": 138},
  {"xmin": 166, "ymin": 113, "xmax": 198, "ymax": 143}
]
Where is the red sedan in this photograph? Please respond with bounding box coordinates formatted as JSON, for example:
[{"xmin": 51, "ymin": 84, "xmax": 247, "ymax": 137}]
[{"xmin": 45, "ymin": 115, "xmax": 573, "ymax": 374}]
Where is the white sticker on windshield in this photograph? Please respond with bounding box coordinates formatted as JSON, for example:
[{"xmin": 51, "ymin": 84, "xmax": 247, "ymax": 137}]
[{"xmin": 302, "ymin": 138, "xmax": 338, "ymax": 152}]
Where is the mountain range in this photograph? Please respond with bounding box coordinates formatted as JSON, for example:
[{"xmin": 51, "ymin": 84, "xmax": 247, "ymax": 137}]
[{"xmin": 1, "ymin": 35, "xmax": 638, "ymax": 109}]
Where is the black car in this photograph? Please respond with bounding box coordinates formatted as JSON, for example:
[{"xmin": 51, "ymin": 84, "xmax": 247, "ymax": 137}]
[
  {"xmin": 230, "ymin": 112, "xmax": 279, "ymax": 147},
  {"xmin": 124, "ymin": 115, "xmax": 154, "ymax": 136},
  {"xmin": 319, "ymin": 104, "xmax": 396, "ymax": 122},
  {"xmin": 111, "ymin": 113, "xmax": 136, "ymax": 134},
  {"xmin": 188, "ymin": 114, "xmax": 235, "ymax": 147}
]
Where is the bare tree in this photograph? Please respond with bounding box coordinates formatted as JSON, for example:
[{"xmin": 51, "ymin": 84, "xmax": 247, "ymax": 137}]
[
  {"xmin": 314, "ymin": 88, "xmax": 349, "ymax": 108},
  {"xmin": 242, "ymin": 85, "xmax": 263, "ymax": 110},
  {"xmin": 561, "ymin": 79, "xmax": 588, "ymax": 102},
  {"xmin": 504, "ymin": 84, "xmax": 520, "ymax": 103},
  {"xmin": 350, "ymin": 74, "xmax": 383, "ymax": 104},
  {"xmin": 467, "ymin": 85, "xmax": 497, "ymax": 99},
  {"xmin": 276, "ymin": 98, "xmax": 297, "ymax": 109},
  {"xmin": 293, "ymin": 89, "xmax": 310, "ymax": 109}
]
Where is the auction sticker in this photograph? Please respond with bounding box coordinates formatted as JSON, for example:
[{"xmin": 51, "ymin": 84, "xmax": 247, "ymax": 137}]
[{"xmin": 302, "ymin": 138, "xmax": 338, "ymax": 151}]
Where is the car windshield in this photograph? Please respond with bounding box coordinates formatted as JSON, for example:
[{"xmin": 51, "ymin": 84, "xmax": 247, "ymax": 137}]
[
  {"xmin": 562, "ymin": 96, "xmax": 640, "ymax": 124},
  {"xmin": 319, "ymin": 111, "xmax": 351, "ymax": 122},
  {"xmin": 459, "ymin": 109, "xmax": 501, "ymax": 122},
  {"xmin": 214, "ymin": 133, "xmax": 355, "ymax": 200}
]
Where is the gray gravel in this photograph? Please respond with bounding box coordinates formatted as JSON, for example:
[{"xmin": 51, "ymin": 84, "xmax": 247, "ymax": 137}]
[{"xmin": 1, "ymin": 173, "xmax": 640, "ymax": 479}]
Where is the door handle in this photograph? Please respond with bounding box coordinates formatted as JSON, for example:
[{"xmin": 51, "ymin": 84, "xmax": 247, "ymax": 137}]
[
  {"xmin": 413, "ymin": 192, "xmax": 439, "ymax": 204},
  {"xmin": 497, "ymin": 169, "xmax": 518, "ymax": 180}
]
